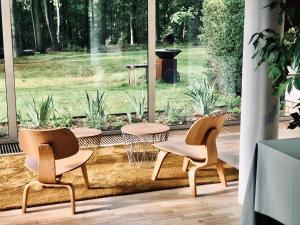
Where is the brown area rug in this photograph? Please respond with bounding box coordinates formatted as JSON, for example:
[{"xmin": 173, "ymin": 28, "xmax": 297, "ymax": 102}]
[{"xmin": 0, "ymin": 145, "xmax": 238, "ymax": 211}]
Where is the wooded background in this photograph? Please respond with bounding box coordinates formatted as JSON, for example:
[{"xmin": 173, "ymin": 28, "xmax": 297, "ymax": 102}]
[
  {"xmin": 0, "ymin": 0, "xmax": 204, "ymax": 55},
  {"xmin": 0, "ymin": 0, "xmax": 245, "ymax": 97}
]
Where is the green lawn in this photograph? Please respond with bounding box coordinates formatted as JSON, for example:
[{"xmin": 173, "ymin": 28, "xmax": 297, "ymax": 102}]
[{"xmin": 0, "ymin": 45, "xmax": 214, "ymax": 119}]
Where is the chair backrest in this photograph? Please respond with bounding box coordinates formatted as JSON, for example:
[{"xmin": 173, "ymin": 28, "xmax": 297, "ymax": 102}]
[
  {"xmin": 185, "ymin": 116, "xmax": 225, "ymax": 145},
  {"xmin": 19, "ymin": 128, "xmax": 79, "ymax": 160}
]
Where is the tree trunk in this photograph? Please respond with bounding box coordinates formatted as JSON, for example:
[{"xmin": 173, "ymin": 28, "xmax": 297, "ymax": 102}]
[
  {"xmin": 99, "ymin": 0, "xmax": 108, "ymax": 44},
  {"xmin": 156, "ymin": 1, "xmax": 160, "ymax": 42},
  {"xmin": 11, "ymin": 0, "xmax": 23, "ymax": 56},
  {"xmin": 182, "ymin": 22, "xmax": 186, "ymax": 41},
  {"xmin": 129, "ymin": 12, "xmax": 134, "ymax": 45},
  {"xmin": 60, "ymin": 0, "xmax": 71, "ymax": 48},
  {"xmin": 85, "ymin": 0, "xmax": 90, "ymax": 51},
  {"xmin": 43, "ymin": 0, "xmax": 60, "ymax": 50},
  {"xmin": 90, "ymin": 0, "xmax": 98, "ymax": 52},
  {"xmin": 129, "ymin": 0, "xmax": 136, "ymax": 45},
  {"xmin": 54, "ymin": 0, "xmax": 61, "ymax": 45},
  {"xmin": 30, "ymin": 0, "xmax": 45, "ymax": 53}
]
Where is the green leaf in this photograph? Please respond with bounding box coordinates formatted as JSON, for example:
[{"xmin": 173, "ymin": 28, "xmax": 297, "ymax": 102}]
[
  {"xmin": 252, "ymin": 50, "xmax": 261, "ymax": 59},
  {"xmin": 264, "ymin": 28, "xmax": 278, "ymax": 35},
  {"xmin": 267, "ymin": 64, "xmax": 282, "ymax": 81},
  {"xmin": 294, "ymin": 76, "xmax": 300, "ymax": 90},
  {"xmin": 273, "ymin": 82, "xmax": 287, "ymax": 96},
  {"xmin": 253, "ymin": 39, "xmax": 260, "ymax": 49},
  {"xmin": 249, "ymin": 33, "xmax": 260, "ymax": 44},
  {"xmin": 268, "ymin": 51, "xmax": 279, "ymax": 63},
  {"xmin": 263, "ymin": 1, "xmax": 279, "ymax": 10}
]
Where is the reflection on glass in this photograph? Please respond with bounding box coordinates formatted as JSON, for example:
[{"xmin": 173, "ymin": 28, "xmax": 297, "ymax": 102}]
[
  {"xmin": 0, "ymin": 3, "xmax": 8, "ymax": 138},
  {"xmin": 12, "ymin": 0, "xmax": 148, "ymax": 131}
]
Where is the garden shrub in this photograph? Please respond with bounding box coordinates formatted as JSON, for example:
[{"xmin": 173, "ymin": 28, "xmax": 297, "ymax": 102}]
[
  {"xmin": 220, "ymin": 56, "xmax": 242, "ymax": 96},
  {"xmin": 25, "ymin": 96, "xmax": 54, "ymax": 128},
  {"xmin": 85, "ymin": 90, "xmax": 107, "ymax": 129},
  {"xmin": 201, "ymin": 0, "xmax": 245, "ymax": 96},
  {"xmin": 218, "ymin": 95, "xmax": 241, "ymax": 114},
  {"xmin": 186, "ymin": 77, "xmax": 219, "ymax": 115},
  {"xmin": 201, "ymin": 0, "xmax": 226, "ymax": 55},
  {"xmin": 52, "ymin": 108, "xmax": 74, "ymax": 128},
  {"xmin": 126, "ymin": 90, "xmax": 146, "ymax": 120},
  {"xmin": 164, "ymin": 102, "xmax": 192, "ymax": 125}
]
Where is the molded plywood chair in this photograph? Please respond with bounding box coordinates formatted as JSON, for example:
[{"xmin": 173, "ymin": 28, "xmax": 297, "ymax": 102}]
[
  {"xmin": 151, "ymin": 116, "xmax": 227, "ymax": 196},
  {"xmin": 19, "ymin": 128, "xmax": 93, "ymax": 214}
]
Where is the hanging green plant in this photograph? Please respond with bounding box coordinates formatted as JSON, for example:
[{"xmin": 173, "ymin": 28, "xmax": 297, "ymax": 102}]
[
  {"xmin": 250, "ymin": 1, "xmax": 300, "ymax": 96},
  {"xmin": 250, "ymin": 1, "xmax": 300, "ymax": 129}
]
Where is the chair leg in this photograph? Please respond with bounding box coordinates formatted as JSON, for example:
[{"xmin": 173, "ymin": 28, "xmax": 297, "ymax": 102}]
[
  {"xmin": 22, "ymin": 182, "xmax": 75, "ymax": 214},
  {"xmin": 151, "ymin": 150, "xmax": 169, "ymax": 181},
  {"xmin": 216, "ymin": 161, "xmax": 227, "ymax": 187},
  {"xmin": 188, "ymin": 166, "xmax": 200, "ymax": 197},
  {"xmin": 22, "ymin": 182, "xmax": 35, "ymax": 213},
  {"xmin": 81, "ymin": 164, "xmax": 90, "ymax": 189},
  {"xmin": 182, "ymin": 157, "xmax": 190, "ymax": 172},
  {"xmin": 65, "ymin": 184, "xmax": 76, "ymax": 215}
]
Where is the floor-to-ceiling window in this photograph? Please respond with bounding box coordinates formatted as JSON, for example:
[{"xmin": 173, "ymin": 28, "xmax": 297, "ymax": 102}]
[
  {"xmin": 0, "ymin": 0, "xmax": 245, "ymax": 142},
  {"xmin": 11, "ymin": 0, "xmax": 148, "ymax": 131}
]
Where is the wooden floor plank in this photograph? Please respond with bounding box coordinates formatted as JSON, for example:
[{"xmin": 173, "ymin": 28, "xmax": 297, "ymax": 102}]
[{"xmin": 0, "ymin": 181, "xmax": 241, "ymax": 225}]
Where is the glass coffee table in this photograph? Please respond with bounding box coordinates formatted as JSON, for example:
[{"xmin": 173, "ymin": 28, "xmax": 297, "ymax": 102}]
[{"xmin": 121, "ymin": 123, "xmax": 170, "ymax": 167}]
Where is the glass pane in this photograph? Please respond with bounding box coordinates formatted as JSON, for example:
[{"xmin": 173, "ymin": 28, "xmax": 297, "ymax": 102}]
[
  {"xmin": 12, "ymin": 0, "xmax": 148, "ymax": 131},
  {"xmin": 155, "ymin": 0, "xmax": 243, "ymax": 125},
  {"xmin": 0, "ymin": 3, "xmax": 8, "ymax": 139}
]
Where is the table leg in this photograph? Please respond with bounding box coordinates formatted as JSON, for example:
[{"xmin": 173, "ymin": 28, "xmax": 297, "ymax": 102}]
[
  {"xmin": 128, "ymin": 69, "xmax": 131, "ymax": 85},
  {"xmin": 122, "ymin": 132, "xmax": 169, "ymax": 168}
]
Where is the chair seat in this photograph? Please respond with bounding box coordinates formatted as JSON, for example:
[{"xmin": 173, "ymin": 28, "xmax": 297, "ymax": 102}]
[
  {"xmin": 153, "ymin": 139, "xmax": 207, "ymax": 161},
  {"xmin": 25, "ymin": 150, "xmax": 93, "ymax": 176},
  {"xmin": 55, "ymin": 150, "xmax": 93, "ymax": 176}
]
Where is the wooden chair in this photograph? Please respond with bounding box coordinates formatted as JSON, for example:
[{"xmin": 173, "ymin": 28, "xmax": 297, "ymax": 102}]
[
  {"xmin": 18, "ymin": 128, "xmax": 93, "ymax": 214},
  {"xmin": 151, "ymin": 116, "xmax": 227, "ymax": 197}
]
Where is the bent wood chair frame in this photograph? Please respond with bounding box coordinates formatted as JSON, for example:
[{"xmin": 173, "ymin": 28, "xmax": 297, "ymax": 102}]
[
  {"xmin": 151, "ymin": 116, "xmax": 227, "ymax": 196},
  {"xmin": 19, "ymin": 128, "xmax": 93, "ymax": 214}
]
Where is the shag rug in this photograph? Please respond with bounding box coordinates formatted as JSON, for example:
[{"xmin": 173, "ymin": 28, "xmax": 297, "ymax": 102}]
[{"xmin": 0, "ymin": 145, "xmax": 238, "ymax": 211}]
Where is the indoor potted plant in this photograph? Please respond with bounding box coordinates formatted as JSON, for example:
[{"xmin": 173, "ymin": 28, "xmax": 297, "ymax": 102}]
[{"xmin": 250, "ymin": 1, "xmax": 300, "ymax": 129}]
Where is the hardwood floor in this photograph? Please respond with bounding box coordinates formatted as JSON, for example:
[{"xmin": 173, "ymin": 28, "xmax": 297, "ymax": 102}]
[
  {"xmin": 0, "ymin": 181, "xmax": 241, "ymax": 225},
  {"xmin": 1, "ymin": 121, "xmax": 298, "ymax": 224}
]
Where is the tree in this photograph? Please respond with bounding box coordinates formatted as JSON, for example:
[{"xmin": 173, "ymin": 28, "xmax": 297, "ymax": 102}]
[
  {"xmin": 85, "ymin": 0, "xmax": 90, "ymax": 50},
  {"xmin": 11, "ymin": 0, "xmax": 23, "ymax": 56},
  {"xmin": 129, "ymin": 4, "xmax": 134, "ymax": 45},
  {"xmin": 99, "ymin": 0, "xmax": 108, "ymax": 45},
  {"xmin": 30, "ymin": 0, "xmax": 45, "ymax": 53},
  {"xmin": 156, "ymin": 0, "xmax": 173, "ymax": 41},
  {"xmin": 156, "ymin": 0, "xmax": 203, "ymax": 42},
  {"xmin": 201, "ymin": 0, "xmax": 245, "ymax": 95},
  {"xmin": 53, "ymin": 0, "xmax": 61, "ymax": 45},
  {"xmin": 201, "ymin": 0, "xmax": 226, "ymax": 55},
  {"xmin": 43, "ymin": 0, "xmax": 60, "ymax": 50},
  {"xmin": 170, "ymin": 8, "xmax": 195, "ymax": 41}
]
